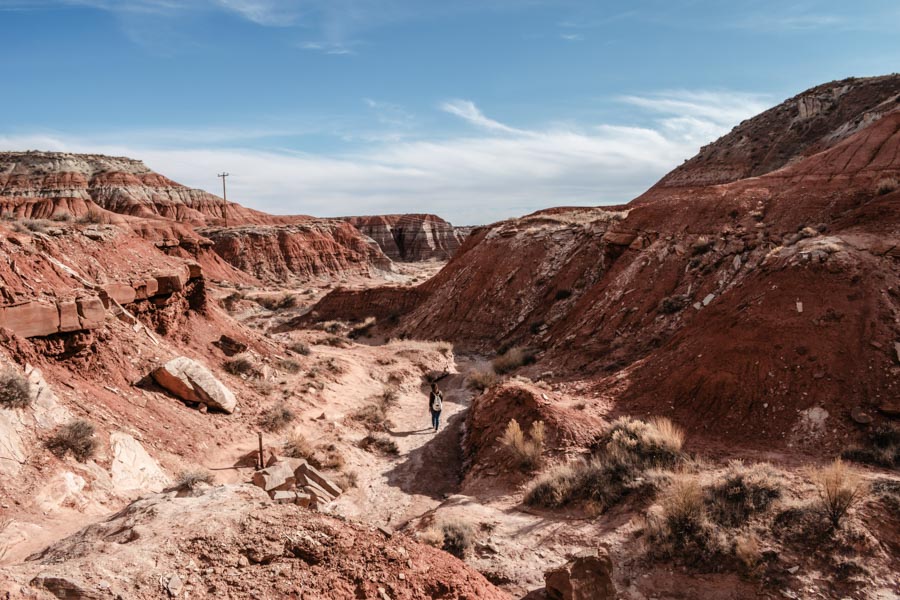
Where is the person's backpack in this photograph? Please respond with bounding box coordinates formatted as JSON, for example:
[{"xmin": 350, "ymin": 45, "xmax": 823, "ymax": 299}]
[{"xmin": 431, "ymin": 391, "xmax": 443, "ymax": 412}]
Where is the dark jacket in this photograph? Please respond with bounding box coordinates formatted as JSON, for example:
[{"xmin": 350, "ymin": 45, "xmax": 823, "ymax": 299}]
[{"xmin": 429, "ymin": 390, "xmax": 443, "ymax": 412}]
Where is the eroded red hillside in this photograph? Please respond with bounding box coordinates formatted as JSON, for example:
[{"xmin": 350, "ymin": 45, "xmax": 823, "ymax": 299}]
[{"xmin": 299, "ymin": 75, "xmax": 900, "ymax": 450}]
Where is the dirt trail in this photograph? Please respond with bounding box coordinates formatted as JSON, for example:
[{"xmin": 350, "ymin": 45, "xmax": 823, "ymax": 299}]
[{"xmin": 331, "ymin": 355, "xmax": 480, "ymax": 530}]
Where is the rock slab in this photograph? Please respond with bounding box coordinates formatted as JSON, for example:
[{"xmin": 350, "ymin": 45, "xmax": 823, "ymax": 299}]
[
  {"xmin": 152, "ymin": 357, "xmax": 237, "ymax": 413},
  {"xmin": 545, "ymin": 549, "xmax": 616, "ymax": 600}
]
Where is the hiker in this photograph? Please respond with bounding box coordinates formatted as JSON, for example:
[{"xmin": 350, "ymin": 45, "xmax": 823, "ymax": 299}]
[{"xmin": 429, "ymin": 382, "xmax": 443, "ymax": 432}]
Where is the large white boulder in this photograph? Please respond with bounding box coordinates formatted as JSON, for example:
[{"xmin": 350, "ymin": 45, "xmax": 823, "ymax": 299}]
[
  {"xmin": 110, "ymin": 432, "xmax": 169, "ymax": 493},
  {"xmin": 152, "ymin": 357, "xmax": 236, "ymax": 413}
]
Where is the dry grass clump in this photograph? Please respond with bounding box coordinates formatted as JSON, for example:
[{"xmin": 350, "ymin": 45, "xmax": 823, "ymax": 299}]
[
  {"xmin": 221, "ymin": 291, "xmax": 245, "ymax": 311},
  {"xmin": 259, "ymin": 403, "xmax": 296, "ymax": 432},
  {"xmin": 76, "ymin": 209, "xmax": 104, "ymax": 224},
  {"xmin": 283, "ymin": 432, "xmax": 316, "ymax": 461},
  {"xmin": 466, "ymin": 368, "xmax": 498, "ymax": 391},
  {"xmin": 705, "ymin": 461, "xmax": 783, "ymax": 527},
  {"xmin": 317, "ymin": 443, "xmax": 346, "ymax": 470},
  {"xmin": 439, "ymin": 519, "xmax": 474, "ymax": 558},
  {"xmin": 45, "ymin": 419, "xmax": 97, "ymax": 462},
  {"xmin": 812, "ymin": 458, "xmax": 867, "ymax": 530},
  {"xmin": 645, "ymin": 474, "xmax": 725, "ymax": 566},
  {"xmin": 875, "ymin": 176, "xmax": 899, "ymax": 195},
  {"xmin": 223, "ymin": 354, "xmax": 259, "ymax": 377},
  {"xmin": 420, "ymin": 519, "xmax": 474, "ymax": 559},
  {"xmin": 275, "ymin": 357, "xmax": 302, "ymax": 374},
  {"xmin": 23, "ymin": 219, "xmax": 50, "ymax": 234},
  {"xmin": 348, "ymin": 317, "xmax": 377, "ymax": 339},
  {"xmin": 323, "ymin": 336, "xmax": 348, "ymax": 348},
  {"xmin": 499, "ymin": 419, "xmax": 545, "ymax": 471},
  {"xmin": 602, "ymin": 416, "xmax": 685, "ymax": 467},
  {"xmin": 351, "ymin": 388, "xmax": 398, "ymax": 431},
  {"xmin": 525, "ymin": 416, "xmax": 683, "ymax": 511},
  {"xmin": 289, "ymin": 341, "xmax": 311, "ymax": 356},
  {"xmin": 175, "ymin": 469, "xmax": 215, "ymax": 490},
  {"xmin": 255, "ymin": 293, "xmax": 298, "ymax": 311},
  {"xmin": 492, "ymin": 346, "xmax": 536, "ymax": 375},
  {"xmin": 358, "ymin": 433, "xmax": 399, "ymax": 455},
  {"xmin": 332, "ymin": 470, "xmax": 358, "ymax": 490},
  {"xmin": 52, "ymin": 212, "xmax": 73, "ymax": 222},
  {"xmin": 0, "ymin": 368, "xmax": 32, "ymax": 409},
  {"xmin": 842, "ymin": 424, "xmax": 900, "ymax": 468}
]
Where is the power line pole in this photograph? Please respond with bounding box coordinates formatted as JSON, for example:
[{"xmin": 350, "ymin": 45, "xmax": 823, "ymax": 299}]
[{"xmin": 217, "ymin": 172, "xmax": 229, "ymax": 227}]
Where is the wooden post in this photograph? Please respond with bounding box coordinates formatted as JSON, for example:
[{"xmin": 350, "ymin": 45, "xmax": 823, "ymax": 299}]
[{"xmin": 257, "ymin": 431, "xmax": 264, "ymax": 470}]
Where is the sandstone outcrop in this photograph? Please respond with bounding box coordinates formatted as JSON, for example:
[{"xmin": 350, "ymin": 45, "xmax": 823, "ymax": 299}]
[
  {"xmin": 200, "ymin": 221, "xmax": 394, "ymax": 282},
  {"xmin": 0, "ymin": 151, "xmax": 277, "ymax": 226},
  {"xmin": 0, "ymin": 484, "xmax": 511, "ymax": 600},
  {"xmin": 152, "ymin": 356, "xmax": 237, "ymax": 413},
  {"xmin": 344, "ymin": 214, "xmax": 466, "ymax": 261}
]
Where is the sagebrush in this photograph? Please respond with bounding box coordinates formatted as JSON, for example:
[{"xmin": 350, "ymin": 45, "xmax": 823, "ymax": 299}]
[
  {"xmin": 0, "ymin": 368, "xmax": 32, "ymax": 409},
  {"xmin": 46, "ymin": 419, "xmax": 97, "ymax": 462}
]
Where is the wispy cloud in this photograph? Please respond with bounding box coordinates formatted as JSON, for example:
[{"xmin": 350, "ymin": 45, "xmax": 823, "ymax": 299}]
[
  {"xmin": 0, "ymin": 90, "xmax": 767, "ymax": 225},
  {"xmin": 298, "ymin": 40, "xmax": 359, "ymax": 55},
  {"xmin": 440, "ymin": 99, "xmax": 527, "ymax": 135},
  {"xmin": 560, "ymin": 32, "xmax": 584, "ymax": 41}
]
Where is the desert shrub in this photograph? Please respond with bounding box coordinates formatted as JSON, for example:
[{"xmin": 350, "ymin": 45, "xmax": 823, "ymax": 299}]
[
  {"xmin": 51, "ymin": 212, "xmax": 73, "ymax": 222},
  {"xmin": 526, "ymin": 416, "xmax": 683, "ymax": 511},
  {"xmin": 332, "ymin": 470, "xmax": 358, "ymax": 490},
  {"xmin": 812, "ymin": 458, "xmax": 867, "ymax": 530},
  {"xmin": 277, "ymin": 294, "xmax": 298, "ymax": 309},
  {"xmin": 322, "ymin": 322, "xmax": 343, "ymax": 334},
  {"xmin": 525, "ymin": 462, "xmax": 581, "ymax": 508},
  {"xmin": 734, "ymin": 534, "xmax": 762, "ymax": 572},
  {"xmin": 599, "ymin": 416, "xmax": 684, "ymax": 469},
  {"xmin": 0, "ymin": 368, "xmax": 32, "ymax": 409},
  {"xmin": 358, "ymin": 433, "xmax": 399, "ymax": 455},
  {"xmin": 283, "ymin": 432, "xmax": 316, "ymax": 461},
  {"xmin": 23, "ymin": 219, "xmax": 50, "ymax": 234},
  {"xmin": 499, "ymin": 419, "xmax": 545, "ymax": 471},
  {"xmin": 842, "ymin": 424, "xmax": 900, "ymax": 468},
  {"xmin": 645, "ymin": 475, "xmax": 724, "ymax": 566},
  {"xmin": 871, "ymin": 478, "xmax": 900, "ymax": 511},
  {"xmin": 46, "ymin": 419, "xmax": 97, "ymax": 462},
  {"xmin": 440, "ymin": 519, "xmax": 474, "ymax": 558},
  {"xmin": 252, "ymin": 380, "xmax": 275, "ymax": 396},
  {"xmin": 352, "ymin": 404, "xmax": 390, "ymax": 430},
  {"xmin": 175, "ymin": 469, "xmax": 215, "ymax": 490},
  {"xmin": 317, "ymin": 443, "xmax": 346, "ymax": 470},
  {"xmin": 417, "ymin": 527, "xmax": 445, "ymax": 548},
  {"xmin": 875, "ymin": 176, "xmax": 898, "ymax": 195},
  {"xmin": 324, "ymin": 336, "xmax": 347, "ymax": 347},
  {"xmin": 221, "ymin": 291, "xmax": 245, "ymax": 311},
  {"xmin": 259, "ymin": 403, "xmax": 296, "ymax": 432},
  {"xmin": 705, "ymin": 461, "xmax": 783, "ymax": 526},
  {"xmin": 348, "ymin": 317, "xmax": 377, "ymax": 339},
  {"xmin": 254, "ymin": 296, "xmax": 278, "ymax": 310},
  {"xmin": 466, "ymin": 369, "xmax": 498, "ymax": 391},
  {"xmin": 76, "ymin": 210, "xmax": 103, "ymax": 224},
  {"xmin": 554, "ymin": 289, "xmax": 572, "ymax": 301},
  {"xmin": 492, "ymin": 346, "xmax": 536, "ymax": 375},
  {"xmin": 223, "ymin": 354, "xmax": 258, "ymax": 377},
  {"xmin": 289, "ymin": 341, "xmax": 311, "ymax": 356},
  {"xmin": 659, "ymin": 295, "xmax": 689, "ymax": 314},
  {"xmin": 275, "ymin": 357, "xmax": 302, "ymax": 374},
  {"xmin": 323, "ymin": 358, "xmax": 345, "ymax": 374}
]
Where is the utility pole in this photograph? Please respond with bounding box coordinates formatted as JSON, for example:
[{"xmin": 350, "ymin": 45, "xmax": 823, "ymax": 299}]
[{"xmin": 217, "ymin": 172, "xmax": 229, "ymax": 227}]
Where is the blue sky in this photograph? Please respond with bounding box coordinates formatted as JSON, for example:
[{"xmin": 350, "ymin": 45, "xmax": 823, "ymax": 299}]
[{"xmin": 0, "ymin": 1, "xmax": 898, "ymax": 224}]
